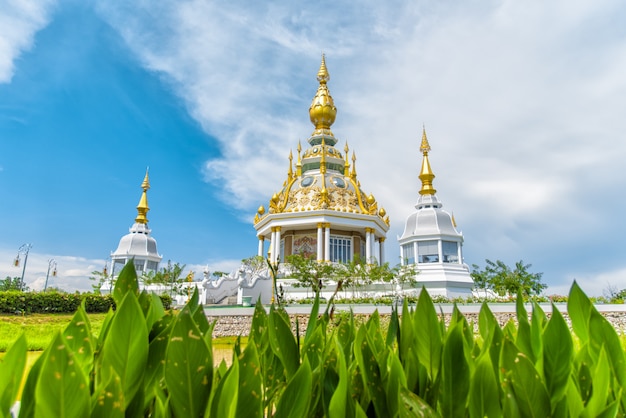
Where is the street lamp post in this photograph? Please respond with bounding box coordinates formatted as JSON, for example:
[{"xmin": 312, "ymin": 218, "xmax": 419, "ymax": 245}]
[
  {"xmin": 14, "ymin": 243, "xmax": 33, "ymax": 291},
  {"xmin": 44, "ymin": 259, "xmax": 57, "ymax": 292}
]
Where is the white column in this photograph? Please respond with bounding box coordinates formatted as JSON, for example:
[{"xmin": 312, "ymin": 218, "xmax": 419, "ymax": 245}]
[
  {"xmin": 414, "ymin": 242, "xmax": 419, "ymax": 264},
  {"xmin": 379, "ymin": 237, "xmax": 385, "ymax": 265},
  {"xmin": 257, "ymin": 236, "xmax": 264, "ymax": 257},
  {"xmin": 458, "ymin": 241, "xmax": 463, "ymax": 264},
  {"xmin": 365, "ymin": 228, "xmax": 372, "ymax": 263},
  {"xmin": 324, "ymin": 223, "xmax": 331, "ymax": 262},
  {"xmin": 270, "ymin": 228, "xmax": 276, "ymax": 262},
  {"xmin": 317, "ymin": 223, "xmax": 324, "ymax": 262},
  {"xmin": 437, "ymin": 240, "xmax": 443, "ymax": 263},
  {"xmin": 399, "ymin": 243, "xmax": 405, "ymax": 266},
  {"xmin": 275, "ymin": 227, "xmax": 281, "ymax": 263}
]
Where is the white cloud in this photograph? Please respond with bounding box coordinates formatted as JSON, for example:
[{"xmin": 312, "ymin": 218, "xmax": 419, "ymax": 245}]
[
  {"xmin": 94, "ymin": 0, "xmax": 626, "ymax": 291},
  {"xmin": 0, "ymin": 0, "xmax": 57, "ymax": 83}
]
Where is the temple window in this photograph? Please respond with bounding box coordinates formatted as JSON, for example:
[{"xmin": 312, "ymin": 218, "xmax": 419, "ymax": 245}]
[
  {"xmin": 442, "ymin": 241, "xmax": 459, "ymax": 263},
  {"xmin": 330, "ymin": 236, "xmax": 352, "ymax": 263},
  {"xmin": 418, "ymin": 240, "xmax": 439, "ymax": 263}
]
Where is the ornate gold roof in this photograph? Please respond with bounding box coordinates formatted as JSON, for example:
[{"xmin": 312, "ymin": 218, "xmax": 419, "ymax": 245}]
[{"xmin": 255, "ymin": 56, "xmax": 389, "ymax": 226}]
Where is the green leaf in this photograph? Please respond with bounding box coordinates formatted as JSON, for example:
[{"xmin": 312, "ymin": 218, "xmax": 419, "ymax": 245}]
[
  {"xmin": 274, "ymin": 359, "xmax": 312, "ymax": 418},
  {"xmin": 164, "ymin": 307, "xmax": 213, "ymax": 418},
  {"xmin": 354, "ymin": 325, "xmax": 388, "ymax": 417},
  {"xmin": 501, "ymin": 339, "xmax": 551, "ymax": 418},
  {"xmin": 34, "ymin": 332, "xmax": 90, "ymax": 418},
  {"xmin": 268, "ymin": 306, "xmax": 299, "ymax": 378},
  {"xmin": 542, "ymin": 304, "xmax": 572, "ymax": 404},
  {"xmin": 568, "ymin": 281, "xmax": 592, "ymax": 344},
  {"xmin": 439, "ymin": 322, "xmax": 470, "ymax": 418},
  {"xmin": 16, "ymin": 346, "xmax": 45, "ymax": 418},
  {"xmin": 112, "ymin": 260, "xmax": 139, "ymax": 307},
  {"xmin": 585, "ymin": 346, "xmax": 611, "ymax": 416},
  {"xmin": 304, "ymin": 293, "xmax": 320, "ymax": 342},
  {"xmin": 0, "ymin": 333, "xmax": 27, "ymax": 416},
  {"xmin": 589, "ymin": 309, "xmax": 626, "ymax": 387},
  {"xmin": 414, "ymin": 288, "xmax": 442, "ymax": 379},
  {"xmin": 236, "ymin": 342, "xmax": 264, "ymax": 418},
  {"xmin": 90, "ymin": 369, "xmax": 124, "ymax": 418},
  {"xmin": 62, "ymin": 304, "xmax": 94, "ymax": 378},
  {"xmin": 515, "ymin": 293, "xmax": 535, "ymax": 363},
  {"xmin": 328, "ymin": 338, "xmax": 349, "ymax": 418},
  {"xmin": 398, "ymin": 388, "xmax": 441, "ymax": 418},
  {"xmin": 209, "ymin": 356, "xmax": 239, "ymax": 418},
  {"xmin": 302, "ymin": 325, "xmax": 324, "ymax": 371},
  {"xmin": 386, "ymin": 349, "xmax": 407, "ymax": 417},
  {"xmin": 469, "ymin": 354, "xmax": 502, "ymax": 418},
  {"xmin": 97, "ymin": 292, "xmax": 148, "ymax": 408}
]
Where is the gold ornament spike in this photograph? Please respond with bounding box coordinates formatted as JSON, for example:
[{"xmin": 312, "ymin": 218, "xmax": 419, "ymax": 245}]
[
  {"xmin": 309, "ymin": 54, "xmax": 337, "ymax": 140},
  {"xmin": 351, "ymin": 151, "xmax": 357, "ymax": 180},
  {"xmin": 452, "ymin": 212, "xmax": 457, "ymax": 228},
  {"xmin": 320, "ymin": 137, "xmax": 327, "ymax": 174},
  {"xmin": 296, "ymin": 140, "xmax": 302, "ymax": 176},
  {"xmin": 135, "ymin": 168, "xmax": 150, "ymax": 224},
  {"xmin": 288, "ymin": 150, "xmax": 293, "ymax": 181},
  {"xmin": 419, "ymin": 127, "xmax": 437, "ymax": 195},
  {"xmin": 344, "ymin": 142, "xmax": 350, "ymax": 171}
]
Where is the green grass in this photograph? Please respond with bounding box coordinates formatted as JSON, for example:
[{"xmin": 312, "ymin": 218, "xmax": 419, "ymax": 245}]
[{"xmin": 0, "ymin": 313, "xmax": 108, "ymax": 351}]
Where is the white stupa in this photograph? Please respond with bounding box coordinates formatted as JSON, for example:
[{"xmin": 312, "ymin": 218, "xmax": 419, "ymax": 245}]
[
  {"xmin": 398, "ymin": 129, "xmax": 474, "ymax": 297},
  {"xmin": 110, "ymin": 170, "xmax": 162, "ymax": 278}
]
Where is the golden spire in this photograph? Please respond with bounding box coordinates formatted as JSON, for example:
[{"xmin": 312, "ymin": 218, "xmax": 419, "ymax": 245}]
[
  {"xmin": 320, "ymin": 138, "xmax": 327, "ymax": 174},
  {"xmin": 309, "ymin": 54, "xmax": 337, "ymax": 142},
  {"xmin": 451, "ymin": 212, "xmax": 457, "ymax": 227},
  {"xmin": 135, "ymin": 168, "xmax": 150, "ymax": 224},
  {"xmin": 296, "ymin": 141, "xmax": 302, "ymax": 177},
  {"xmin": 419, "ymin": 127, "xmax": 437, "ymax": 195},
  {"xmin": 344, "ymin": 142, "xmax": 350, "ymax": 172},
  {"xmin": 350, "ymin": 151, "xmax": 357, "ymax": 180},
  {"xmin": 288, "ymin": 150, "xmax": 293, "ymax": 181}
]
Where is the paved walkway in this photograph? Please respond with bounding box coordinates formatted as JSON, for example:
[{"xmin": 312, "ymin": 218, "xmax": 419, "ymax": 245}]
[{"xmin": 204, "ymin": 303, "xmax": 626, "ymax": 316}]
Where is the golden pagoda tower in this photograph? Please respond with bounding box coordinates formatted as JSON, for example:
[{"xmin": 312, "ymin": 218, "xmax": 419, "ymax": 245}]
[{"xmin": 254, "ymin": 56, "xmax": 389, "ymax": 265}]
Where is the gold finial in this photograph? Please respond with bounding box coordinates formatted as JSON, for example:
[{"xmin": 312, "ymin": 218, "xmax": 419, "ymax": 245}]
[
  {"xmin": 344, "ymin": 142, "xmax": 350, "ymax": 171},
  {"xmin": 350, "ymin": 151, "xmax": 357, "ymax": 180},
  {"xmin": 309, "ymin": 55, "xmax": 337, "ymax": 140},
  {"xmin": 419, "ymin": 127, "xmax": 437, "ymax": 195},
  {"xmin": 296, "ymin": 141, "xmax": 302, "ymax": 177},
  {"xmin": 288, "ymin": 150, "xmax": 293, "ymax": 181},
  {"xmin": 320, "ymin": 138, "xmax": 327, "ymax": 174},
  {"xmin": 452, "ymin": 212, "xmax": 457, "ymax": 227},
  {"xmin": 317, "ymin": 54, "xmax": 330, "ymax": 84},
  {"xmin": 135, "ymin": 168, "xmax": 150, "ymax": 224}
]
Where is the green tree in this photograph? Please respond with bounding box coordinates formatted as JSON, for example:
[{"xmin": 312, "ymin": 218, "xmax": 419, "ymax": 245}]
[
  {"xmin": 142, "ymin": 261, "xmax": 187, "ymax": 296},
  {"xmin": 88, "ymin": 270, "xmax": 108, "ymax": 293},
  {"xmin": 472, "ymin": 259, "xmax": 546, "ymax": 298},
  {"xmin": 0, "ymin": 276, "xmax": 26, "ymax": 291},
  {"xmin": 284, "ymin": 254, "xmax": 338, "ymax": 297}
]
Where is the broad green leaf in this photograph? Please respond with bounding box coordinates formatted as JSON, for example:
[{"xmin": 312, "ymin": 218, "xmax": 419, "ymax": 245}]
[
  {"xmin": 274, "ymin": 359, "xmax": 312, "ymax": 418},
  {"xmin": 90, "ymin": 368, "xmax": 124, "ymax": 418},
  {"xmin": 34, "ymin": 332, "xmax": 90, "ymax": 418},
  {"xmin": 399, "ymin": 299, "xmax": 414, "ymax": 363},
  {"xmin": 302, "ymin": 325, "xmax": 324, "ymax": 371},
  {"xmin": 143, "ymin": 313, "xmax": 174, "ymax": 402},
  {"xmin": 62, "ymin": 304, "xmax": 94, "ymax": 377},
  {"xmin": 515, "ymin": 293, "xmax": 535, "ymax": 363},
  {"xmin": 96, "ymin": 307, "xmax": 115, "ymax": 348},
  {"xmin": 208, "ymin": 356, "xmax": 239, "ymax": 418},
  {"xmin": 335, "ymin": 312, "xmax": 355, "ymax": 365},
  {"xmin": 585, "ymin": 346, "xmax": 612, "ymax": 416},
  {"xmin": 386, "ymin": 349, "xmax": 407, "ymax": 417},
  {"xmin": 304, "ymin": 293, "xmax": 320, "ymax": 342},
  {"xmin": 237, "ymin": 342, "xmax": 263, "ymax": 418},
  {"xmin": 501, "ymin": 339, "xmax": 551, "ymax": 418},
  {"xmin": 112, "ymin": 260, "xmax": 139, "ymax": 306},
  {"xmin": 354, "ymin": 325, "xmax": 388, "ymax": 417},
  {"xmin": 97, "ymin": 292, "xmax": 148, "ymax": 408},
  {"xmin": 164, "ymin": 307, "xmax": 213, "ymax": 418},
  {"xmin": 439, "ymin": 322, "xmax": 469, "ymax": 418},
  {"xmin": 386, "ymin": 303, "xmax": 400, "ymax": 348},
  {"xmin": 565, "ymin": 376, "xmax": 585, "ymax": 418},
  {"xmin": 414, "ymin": 288, "xmax": 442, "ymax": 379},
  {"xmin": 589, "ymin": 310, "xmax": 626, "ymax": 387},
  {"xmin": 568, "ymin": 281, "xmax": 592, "ymax": 344},
  {"xmin": 248, "ymin": 300, "xmax": 267, "ymax": 347},
  {"xmin": 530, "ymin": 302, "xmax": 545, "ymax": 368},
  {"xmin": 398, "ymin": 388, "xmax": 441, "ymax": 418},
  {"xmin": 469, "ymin": 354, "xmax": 502, "ymax": 418},
  {"xmin": 543, "ymin": 304, "xmax": 572, "ymax": 404},
  {"xmin": 17, "ymin": 346, "xmax": 45, "ymax": 418},
  {"xmin": 268, "ymin": 306, "xmax": 299, "ymax": 378},
  {"xmin": 0, "ymin": 333, "xmax": 27, "ymax": 416},
  {"xmin": 328, "ymin": 339, "xmax": 348, "ymax": 418}
]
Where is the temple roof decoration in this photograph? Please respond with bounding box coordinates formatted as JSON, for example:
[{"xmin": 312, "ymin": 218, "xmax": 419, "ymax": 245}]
[
  {"xmin": 135, "ymin": 169, "xmax": 150, "ymax": 224},
  {"xmin": 419, "ymin": 128, "xmax": 436, "ymax": 196},
  {"xmin": 254, "ymin": 56, "xmax": 389, "ymax": 226}
]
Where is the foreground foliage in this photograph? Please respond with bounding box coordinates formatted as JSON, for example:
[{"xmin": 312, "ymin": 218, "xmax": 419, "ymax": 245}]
[{"xmin": 1, "ymin": 261, "xmax": 625, "ymax": 417}]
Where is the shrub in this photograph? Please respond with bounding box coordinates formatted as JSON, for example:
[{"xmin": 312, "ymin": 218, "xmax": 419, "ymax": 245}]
[{"xmin": 1, "ymin": 260, "xmax": 624, "ymax": 417}]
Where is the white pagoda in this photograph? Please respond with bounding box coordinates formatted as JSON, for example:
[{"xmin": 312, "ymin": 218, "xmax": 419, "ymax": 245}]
[
  {"xmin": 398, "ymin": 130, "xmax": 474, "ymax": 297},
  {"xmin": 109, "ymin": 170, "xmax": 162, "ymax": 278},
  {"xmin": 253, "ymin": 56, "xmax": 390, "ymax": 265}
]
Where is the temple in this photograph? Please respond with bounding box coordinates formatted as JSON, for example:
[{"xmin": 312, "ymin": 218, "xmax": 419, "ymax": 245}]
[
  {"xmin": 109, "ymin": 170, "xmax": 162, "ymax": 279},
  {"xmin": 253, "ymin": 55, "xmax": 390, "ymax": 265},
  {"xmin": 398, "ymin": 129, "xmax": 474, "ymax": 296}
]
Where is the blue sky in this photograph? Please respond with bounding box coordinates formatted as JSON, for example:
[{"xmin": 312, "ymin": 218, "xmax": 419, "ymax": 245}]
[{"xmin": 1, "ymin": 0, "xmax": 626, "ymax": 295}]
